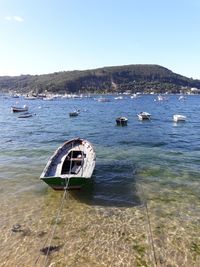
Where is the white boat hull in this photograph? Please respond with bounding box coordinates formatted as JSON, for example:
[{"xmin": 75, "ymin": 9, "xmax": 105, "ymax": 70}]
[
  {"xmin": 173, "ymin": 114, "xmax": 186, "ymax": 122},
  {"xmin": 137, "ymin": 112, "xmax": 151, "ymax": 120}
]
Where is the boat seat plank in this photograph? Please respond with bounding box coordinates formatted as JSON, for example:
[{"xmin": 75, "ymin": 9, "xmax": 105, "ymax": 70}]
[
  {"xmin": 71, "ymin": 165, "xmax": 81, "ymax": 174},
  {"xmin": 69, "ymin": 158, "xmax": 83, "ymax": 161}
]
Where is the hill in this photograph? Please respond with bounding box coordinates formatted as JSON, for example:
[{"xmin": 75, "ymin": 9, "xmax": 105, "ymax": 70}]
[{"xmin": 0, "ymin": 64, "xmax": 200, "ymax": 95}]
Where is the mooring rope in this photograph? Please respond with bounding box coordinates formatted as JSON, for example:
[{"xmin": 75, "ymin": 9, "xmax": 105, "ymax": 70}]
[
  {"xmin": 136, "ymin": 175, "xmax": 158, "ymax": 267},
  {"xmin": 34, "ymin": 178, "xmax": 70, "ymax": 267}
]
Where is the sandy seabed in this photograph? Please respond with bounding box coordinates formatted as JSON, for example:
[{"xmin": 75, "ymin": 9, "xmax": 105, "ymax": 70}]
[{"xmin": 1, "ymin": 182, "xmax": 200, "ymax": 267}]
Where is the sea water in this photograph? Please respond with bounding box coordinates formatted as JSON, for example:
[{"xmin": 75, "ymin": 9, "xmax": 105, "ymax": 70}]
[{"xmin": 0, "ymin": 94, "xmax": 200, "ymax": 266}]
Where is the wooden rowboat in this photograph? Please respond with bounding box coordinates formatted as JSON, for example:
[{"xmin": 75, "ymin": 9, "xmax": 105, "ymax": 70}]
[
  {"xmin": 11, "ymin": 105, "xmax": 28, "ymax": 112},
  {"xmin": 40, "ymin": 138, "xmax": 96, "ymax": 190}
]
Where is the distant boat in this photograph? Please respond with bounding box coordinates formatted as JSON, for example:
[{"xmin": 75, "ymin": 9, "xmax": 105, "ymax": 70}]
[
  {"xmin": 11, "ymin": 105, "xmax": 28, "ymax": 113},
  {"xmin": 43, "ymin": 96, "xmax": 55, "ymax": 101},
  {"xmin": 116, "ymin": 116, "xmax": 128, "ymax": 126},
  {"xmin": 18, "ymin": 112, "xmax": 33, "ymax": 118},
  {"xmin": 155, "ymin": 95, "xmax": 168, "ymax": 102},
  {"xmin": 40, "ymin": 138, "xmax": 96, "ymax": 190},
  {"xmin": 173, "ymin": 114, "xmax": 186, "ymax": 122},
  {"xmin": 11, "ymin": 94, "xmax": 20, "ymax": 98},
  {"xmin": 69, "ymin": 109, "xmax": 80, "ymax": 117},
  {"xmin": 24, "ymin": 95, "xmax": 37, "ymax": 100},
  {"xmin": 130, "ymin": 93, "xmax": 140, "ymax": 99},
  {"xmin": 178, "ymin": 95, "xmax": 186, "ymax": 101},
  {"xmin": 137, "ymin": 112, "xmax": 151, "ymax": 120},
  {"xmin": 97, "ymin": 97, "xmax": 111, "ymax": 102},
  {"xmin": 114, "ymin": 96, "xmax": 123, "ymax": 100}
]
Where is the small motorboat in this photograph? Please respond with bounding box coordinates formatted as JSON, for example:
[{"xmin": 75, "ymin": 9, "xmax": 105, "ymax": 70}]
[
  {"xmin": 137, "ymin": 112, "xmax": 151, "ymax": 120},
  {"xmin": 157, "ymin": 95, "xmax": 168, "ymax": 101},
  {"xmin": 116, "ymin": 116, "xmax": 128, "ymax": 126},
  {"xmin": 97, "ymin": 97, "xmax": 111, "ymax": 102},
  {"xmin": 178, "ymin": 95, "xmax": 186, "ymax": 101},
  {"xmin": 69, "ymin": 111, "xmax": 79, "ymax": 117},
  {"xmin": 18, "ymin": 112, "xmax": 33, "ymax": 118},
  {"xmin": 173, "ymin": 114, "xmax": 186, "ymax": 122},
  {"xmin": 11, "ymin": 105, "xmax": 28, "ymax": 113},
  {"xmin": 69, "ymin": 108, "xmax": 80, "ymax": 117},
  {"xmin": 40, "ymin": 138, "xmax": 96, "ymax": 190},
  {"xmin": 114, "ymin": 96, "xmax": 124, "ymax": 100}
]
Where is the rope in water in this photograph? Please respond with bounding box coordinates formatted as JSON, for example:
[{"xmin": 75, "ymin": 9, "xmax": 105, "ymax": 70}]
[
  {"xmin": 34, "ymin": 178, "xmax": 70, "ymax": 266},
  {"xmin": 137, "ymin": 177, "xmax": 158, "ymax": 267}
]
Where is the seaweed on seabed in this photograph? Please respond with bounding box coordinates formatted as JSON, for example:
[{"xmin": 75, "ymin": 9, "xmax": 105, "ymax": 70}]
[
  {"xmin": 11, "ymin": 224, "xmax": 31, "ymax": 236},
  {"xmin": 11, "ymin": 224, "xmax": 23, "ymax": 233},
  {"xmin": 40, "ymin": 245, "xmax": 63, "ymax": 255}
]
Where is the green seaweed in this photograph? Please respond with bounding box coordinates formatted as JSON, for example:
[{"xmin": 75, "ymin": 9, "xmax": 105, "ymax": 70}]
[
  {"xmin": 135, "ymin": 254, "xmax": 149, "ymax": 267},
  {"xmin": 191, "ymin": 241, "xmax": 200, "ymax": 254},
  {"xmin": 190, "ymin": 241, "xmax": 200, "ymax": 261},
  {"xmin": 132, "ymin": 243, "xmax": 146, "ymax": 254}
]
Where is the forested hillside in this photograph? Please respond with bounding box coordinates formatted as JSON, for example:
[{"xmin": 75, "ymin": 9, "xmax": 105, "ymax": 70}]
[{"xmin": 0, "ymin": 64, "xmax": 199, "ymax": 94}]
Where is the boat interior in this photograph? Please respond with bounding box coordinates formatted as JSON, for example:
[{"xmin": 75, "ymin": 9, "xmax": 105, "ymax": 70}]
[{"xmin": 61, "ymin": 150, "xmax": 86, "ymax": 175}]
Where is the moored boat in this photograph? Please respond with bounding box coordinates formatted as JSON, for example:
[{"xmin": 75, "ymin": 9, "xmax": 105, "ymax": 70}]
[
  {"xmin": 157, "ymin": 95, "xmax": 168, "ymax": 101},
  {"xmin": 18, "ymin": 112, "xmax": 33, "ymax": 118},
  {"xmin": 116, "ymin": 116, "xmax": 128, "ymax": 126},
  {"xmin": 69, "ymin": 111, "xmax": 79, "ymax": 117},
  {"xmin": 40, "ymin": 138, "xmax": 96, "ymax": 190},
  {"xmin": 24, "ymin": 95, "xmax": 38, "ymax": 100},
  {"xmin": 173, "ymin": 114, "xmax": 186, "ymax": 122},
  {"xmin": 114, "ymin": 96, "xmax": 124, "ymax": 100},
  {"xmin": 137, "ymin": 112, "xmax": 151, "ymax": 120},
  {"xmin": 178, "ymin": 95, "xmax": 186, "ymax": 101},
  {"xmin": 11, "ymin": 105, "xmax": 28, "ymax": 112},
  {"xmin": 97, "ymin": 97, "xmax": 111, "ymax": 102},
  {"xmin": 69, "ymin": 107, "xmax": 80, "ymax": 117}
]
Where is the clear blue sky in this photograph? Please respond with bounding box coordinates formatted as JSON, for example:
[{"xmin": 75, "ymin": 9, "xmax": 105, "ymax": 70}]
[{"xmin": 0, "ymin": 0, "xmax": 200, "ymax": 78}]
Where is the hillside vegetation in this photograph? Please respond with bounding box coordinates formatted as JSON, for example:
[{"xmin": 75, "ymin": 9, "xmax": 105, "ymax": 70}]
[{"xmin": 0, "ymin": 64, "xmax": 200, "ymax": 94}]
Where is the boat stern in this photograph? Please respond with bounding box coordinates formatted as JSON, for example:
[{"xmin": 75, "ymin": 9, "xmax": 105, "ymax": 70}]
[{"xmin": 40, "ymin": 176, "xmax": 91, "ymax": 190}]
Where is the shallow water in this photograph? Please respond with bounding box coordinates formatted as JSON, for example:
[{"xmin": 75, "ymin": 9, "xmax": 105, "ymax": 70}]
[{"xmin": 0, "ymin": 94, "xmax": 200, "ymax": 266}]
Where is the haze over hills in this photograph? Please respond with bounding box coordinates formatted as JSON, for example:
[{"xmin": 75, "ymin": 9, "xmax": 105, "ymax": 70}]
[{"xmin": 0, "ymin": 64, "xmax": 200, "ymax": 95}]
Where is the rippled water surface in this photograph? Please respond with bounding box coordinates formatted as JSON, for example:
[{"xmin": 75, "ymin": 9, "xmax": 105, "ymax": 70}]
[{"xmin": 0, "ymin": 94, "xmax": 200, "ymax": 266}]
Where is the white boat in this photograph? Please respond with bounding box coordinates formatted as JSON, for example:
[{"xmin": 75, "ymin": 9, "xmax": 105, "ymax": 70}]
[
  {"xmin": 43, "ymin": 96, "xmax": 55, "ymax": 101},
  {"xmin": 155, "ymin": 95, "xmax": 168, "ymax": 102},
  {"xmin": 137, "ymin": 112, "xmax": 151, "ymax": 120},
  {"xmin": 24, "ymin": 95, "xmax": 37, "ymax": 100},
  {"xmin": 114, "ymin": 96, "xmax": 123, "ymax": 100},
  {"xmin": 131, "ymin": 93, "xmax": 140, "ymax": 99},
  {"xmin": 97, "ymin": 97, "xmax": 111, "ymax": 102},
  {"xmin": 173, "ymin": 114, "xmax": 186, "ymax": 122},
  {"xmin": 40, "ymin": 138, "xmax": 96, "ymax": 190},
  {"xmin": 11, "ymin": 94, "xmax": 20, "ymax": 98},
  {"xmin": 178, "ymin": 95, "xmax": 186, "ymax": 101},
  {"xmin": 11, "ymin": 105, "xmax": 28, "ymax": 112}
]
